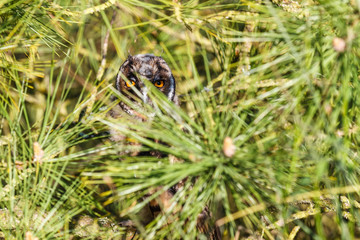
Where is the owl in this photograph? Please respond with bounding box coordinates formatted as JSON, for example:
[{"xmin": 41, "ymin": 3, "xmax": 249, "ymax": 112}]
[
  {"xmin": 114, "ymin": 54, "xmax": 177, "ymax": 117},
  {"xmin": 111, "ymin": 54, "xmax": 220, "ymax": 239}
]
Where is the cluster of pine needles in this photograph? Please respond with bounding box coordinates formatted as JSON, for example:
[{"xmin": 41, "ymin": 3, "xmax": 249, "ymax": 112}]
[{"xmin": 1, "ymin": 0, "xmax": 360, "ymax": 239}]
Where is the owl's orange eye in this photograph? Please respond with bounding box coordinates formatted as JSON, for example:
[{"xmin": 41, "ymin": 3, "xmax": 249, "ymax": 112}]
[
  {"xmin": 126, "ymin": 80, "xmax": 136, "ymax": 87},
  {"xmin": 154, "ymin": 80, "xmax": 164, "ymax": 88}
]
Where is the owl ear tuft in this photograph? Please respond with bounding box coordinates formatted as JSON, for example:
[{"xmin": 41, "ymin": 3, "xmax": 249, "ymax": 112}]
[{"xmin": 127, "ymin": 54, "xmax": 133, "ymax": 64}]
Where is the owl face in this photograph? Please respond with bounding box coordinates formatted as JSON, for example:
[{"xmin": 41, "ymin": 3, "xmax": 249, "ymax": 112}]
[{"xmin": 115, "ymin": 54, "xmax": 176, "ymax": 112}]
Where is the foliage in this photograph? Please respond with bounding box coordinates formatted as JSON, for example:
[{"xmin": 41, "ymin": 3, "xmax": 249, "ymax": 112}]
[{"xmin": 1, "ymin": 0, "xmax": 360, "ymax": 239}]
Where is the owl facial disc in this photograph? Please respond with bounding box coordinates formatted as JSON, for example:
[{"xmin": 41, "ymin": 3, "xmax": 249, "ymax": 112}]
[{"xmin": 115, "ymin": 54, "xmax": 176, "ymax": 110}]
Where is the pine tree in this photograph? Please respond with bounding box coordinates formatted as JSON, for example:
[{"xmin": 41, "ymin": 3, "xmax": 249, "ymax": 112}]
[{"xmin": 1, "ymin": 0, "xmax": 360, "ymax": 239}]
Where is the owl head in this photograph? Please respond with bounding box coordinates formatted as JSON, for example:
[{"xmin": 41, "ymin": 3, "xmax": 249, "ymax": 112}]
[{"xmin": 115, "ymin": 54, "xmax": 176, "ymax": 115}]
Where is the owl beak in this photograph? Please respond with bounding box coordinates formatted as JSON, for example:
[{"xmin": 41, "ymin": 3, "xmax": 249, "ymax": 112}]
[
  {"xmin": 140, "ymin": 86, "xmax": 148, "ymax": 103},
  {"xmin": 136, "ymin": 75, "xmax": 150, "ymax": 104}
]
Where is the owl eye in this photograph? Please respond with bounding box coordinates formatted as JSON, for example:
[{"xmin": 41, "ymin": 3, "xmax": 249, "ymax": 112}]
[
  {"xmin": 154, "ymin": 80, "xmax": 164, "ymax": 88},
  {"xmin": 126, "ymin": 80, "xmax": 136, "ymax": 87}
]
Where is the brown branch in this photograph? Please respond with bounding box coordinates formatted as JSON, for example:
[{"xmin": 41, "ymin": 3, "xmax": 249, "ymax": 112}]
[{"xmin": 96, "ymin": 10, "xmax": 117, "ymax": 81}]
